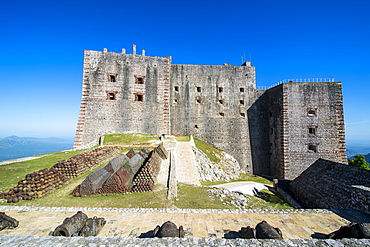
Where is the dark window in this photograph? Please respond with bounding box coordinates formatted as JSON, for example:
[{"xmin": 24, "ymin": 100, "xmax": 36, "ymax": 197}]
[
  {"xmin": 196, "ymin": 99, "xmax": 201, "ymax": 104},
  {"xmin": 219, "ymin": 112, "xmax": 224, "ymax": 117},
  {"xmin": 308, "ymin": 109, "xmax": 316, "ymax": 116},
  {"xmin": 219, "ymin": 99, "xmax": 224, "ymax": 104},
  {"xmin": 194, "ymin": 125, "xmax": 199, "ymax": 129},
  {"xmin": 110, "ymin": 75, "xmax": 116, "ymax": 82},
  {"xmin": 135, "ymin": 94, "xmax": 144, "ymax": 101},
  {"xmin": 174, "ymin": 86, "xmax": 179, "ymax": 92},
  {"xmin": 109, "ymin": 93, "xmax": 115, "ymax": 100},
  {"xmin": 240, "ymin": 100, "xmax": 244, "ymax": 105},
  {"xmin": 135, "ymin": 76, "xmax": 145, "ymax": 84},
  {"xmin": 240, "ymin": 87, "xmax": 244, "ymax": 92},
  {"xmin": 174, "ymin": 99, "xmax": 178, "ymax": 103},
  {"xmin": 197, "ymin": 87, "xmax": 201, "ymax": 92},
  {"xmin": 107, "ymin": 91, "xmax": 117, "ymax": 100},
  {"xmin": 308, "ymin": 145, "xmax": 317, "ymax": 152},
  {"xmin": 240, "ymin": 112, "xmax": 245, "ymax": 117},
  {"xmin": 218, "ymin": 87, "xmax": 223, "ymax": 93},
  {"xmin": 309, "ymin": 127, "xmax": 316, "ymax": 135}
]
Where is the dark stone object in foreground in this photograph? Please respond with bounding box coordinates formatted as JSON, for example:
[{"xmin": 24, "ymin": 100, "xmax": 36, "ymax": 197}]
[
  {"xmin": 327, "ymin": 222, "xmax": 370, "ymax": 239},
  {"xmin": 238, "ymin": 226, "xmax": 255, "ymax": 239},
  {"xmin": 51, "ymin": 211, "xmax": 106, "ymax": 237},
  {"xmin": 0, "ymin": 212, "xmax": 19, "ymax": 231},
  {"xmin": 153, "ymin": 221, "xmax": 185, "ymax": 238},
  {"xmin": 237, "ymin": 221, "xmax": 282, "ymax": 239},
  {"xmin": 255, "ymin": 220, "xmax": 283, "ymax": 239}
]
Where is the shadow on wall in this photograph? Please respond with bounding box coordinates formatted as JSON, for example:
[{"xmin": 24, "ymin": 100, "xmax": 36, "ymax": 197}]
[{"xmin": 247, "ymin": 91, "xmax": 270, "ymax": 176}]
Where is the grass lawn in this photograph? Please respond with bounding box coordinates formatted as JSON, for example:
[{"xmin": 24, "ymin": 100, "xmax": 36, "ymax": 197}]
[
  {"xmin": 0, "ymin": 149, "xmax": 86, "ymax": 193},
  {"xmin": 174, "ymin": 136, "xmax": 190, "ymax": 142},
  {"xmin": 103, "ymin": 133, "xmax": 160, "ymax": 146},
  {"xmin": 193, "ymin": 138, "xmax": 222, "ymax": 163}
]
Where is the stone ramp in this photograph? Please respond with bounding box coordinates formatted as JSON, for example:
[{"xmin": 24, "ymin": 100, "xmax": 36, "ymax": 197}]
[
  {"xmin": 0, "ymin": 206, "xmax": 361, "ymax": 240},
  {"xmin": 174, "ymin": 142, "xmax": 201, "ymax": 186}
]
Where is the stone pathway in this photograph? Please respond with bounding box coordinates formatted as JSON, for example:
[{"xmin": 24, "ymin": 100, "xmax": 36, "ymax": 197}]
[
  {"xmin": 0, "ymin": 207, "xmax": 355, "ymax": 239},
  {"xmin": 174, "ymin": 142, "xmax": 201, "ymax": 186}
]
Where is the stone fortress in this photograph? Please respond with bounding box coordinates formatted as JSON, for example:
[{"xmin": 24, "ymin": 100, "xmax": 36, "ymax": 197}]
[{"xmin": 74, "ymin": 45, "xmax": 347, "ymax": 180}]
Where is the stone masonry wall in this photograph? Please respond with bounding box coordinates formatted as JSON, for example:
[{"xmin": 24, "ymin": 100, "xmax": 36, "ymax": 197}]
[
  {"xmin": 73, "ymin": 49, "xmax": 347, "ymax": 180},
  {"xmin": 290, "ymin": 159, "xmax": 370, "ymax": 213},
  {"xmin": 74, "ymin": 50, "xmax": 171, "ymax": 148},
  {"xmin": 282, "ymin": 82, "xmax": 347, "ymax": 179},
  {"xmin": 170, "ymin": 63, "xmax": 256, "ymax": 173},
  {"xmin": 267, "ymin": 85, "xmax": 285, "ymax": 179}
]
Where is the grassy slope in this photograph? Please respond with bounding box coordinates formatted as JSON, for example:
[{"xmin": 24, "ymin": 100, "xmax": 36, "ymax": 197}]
[
  {"xmin": 0, "ymin": 149, "xmax": 85, "ymax": 193},
  {"xmin": 0, "ymin": 134, "xmax": 293, "ymax": 209}
]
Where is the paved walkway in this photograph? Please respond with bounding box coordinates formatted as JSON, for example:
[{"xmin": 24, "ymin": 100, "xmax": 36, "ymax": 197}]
[
  {"xmin": 174, "ymin": 142, "xmax": 201, "ymax": 186},
  {"xmin": 0, "ymin": 207, "xmax": 354, "ymax": 239}
]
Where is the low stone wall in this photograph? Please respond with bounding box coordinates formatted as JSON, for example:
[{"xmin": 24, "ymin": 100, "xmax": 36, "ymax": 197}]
[
  {"xmin": 1, "ymin": 235, "xmax": 370, "ymax": 247},
  {"xmin": 290, "ymin": 159, "xmax": 370, "ymax": 214}
]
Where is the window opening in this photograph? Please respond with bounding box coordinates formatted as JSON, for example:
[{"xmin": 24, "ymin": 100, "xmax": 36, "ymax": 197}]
[
  {"xmin": 107, "ymin": 91, "xmax": 117, "ymax": 100},
  {"xmin": 240, "ymin": 112, "xmax": 245, "ymax": 117},
  {"xmin": 110, "ymin": 75, "xmax": 116, "ymax": 82},
  {"xmin": 219, "ymin": 112, "xmax": 224, "ymax": 117},
  {"xmin": 308, "ymin": 109, "xmax": 316, "ymax": 116},
  {"xmin": 196, "ymin": 99, "xmax": 201, "ymax": 104},
  {"xmin": 135, "ymin": 76, "xmax": 145, "ymax": 84},
  {"xmin": 240, "ymin": 87, "xmax": 245, "ymax": 92},
  {"xmin": 174, "ymin": 86, "xmax": 179, "ymax": 92},
  {"xmin": 308, "ymin": 145, "xmax": 317, "ymax": 153},
  {"xmin": 219, "ymin": 99, "xmax": 224, "ymax": 104},
  {"xmin": 309, "ymin": 127, "xmax": 316, "ymax": 135},
  {"xmin": 194, "ymin": 125, "xmax": 199, "ymax": 129},
  {"xmin": 174, "ymin": 99, "xmax": 178, "ymax": 103},
  {"xmin": 240, "ymin": 100, "xmax": 244, "ymax": 105},
  {"xmin": 109, "ymin": 93, "xmax": 115, "ymax": 100},
  {"xmin": 218, "ymin": 87, "xmax": 223, "ymax": 93},
  {"xmin": 135, "ymin": 94, "xmax": 144, "ymax": 101},
  {"xmin": 197, "ymin": 87, "xmax": 201, "ymax": 92}
]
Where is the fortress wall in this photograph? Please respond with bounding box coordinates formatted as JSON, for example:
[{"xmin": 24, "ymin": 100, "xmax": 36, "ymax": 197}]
[
  {"xmin": 271, "ymin": 82, "xmax": 347, "ymax": 179},
  {"xmin": 247, "ymin": 90, "xmax": 270, "ymax": 176},
  {"xmin": 74, "ymin": 50, "xmax": 171, "ymax": 148},
  {"xmin": 267, "ymin": 85, "xmax": 286, "ymax": 179},
  {"xmin": 170, "ymin": 64, "xmax": 256, "ymax": 173},
  {"xmin": 290, "ymin": 159, "xmax": 370, "ymax": 213}
]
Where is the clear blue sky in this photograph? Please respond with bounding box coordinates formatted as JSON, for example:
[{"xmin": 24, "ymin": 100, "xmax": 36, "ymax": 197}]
[{"xmin": 0, "ymin": 0, "xmax": 369, "ymax": 144}]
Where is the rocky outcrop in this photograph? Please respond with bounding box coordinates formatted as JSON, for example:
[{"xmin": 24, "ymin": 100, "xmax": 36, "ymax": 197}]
[
  {"xmin": 207, "ymin": 187, "xmax": 250, "ymax": 209},
  {"xmin": 193, "ymin": 147, "xmax": 241, "ymax": 182}
]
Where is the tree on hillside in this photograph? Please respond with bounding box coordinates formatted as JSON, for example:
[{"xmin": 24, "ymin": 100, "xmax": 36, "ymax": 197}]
[{"xmin": 348, "ymin": 155, "xmax": 370, "ymax": 170}]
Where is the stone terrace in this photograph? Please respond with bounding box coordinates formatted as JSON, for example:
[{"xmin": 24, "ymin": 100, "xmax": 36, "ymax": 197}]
[{"xmin": 1, "ymin": 206, "xmax": 370, "ymax": 246}]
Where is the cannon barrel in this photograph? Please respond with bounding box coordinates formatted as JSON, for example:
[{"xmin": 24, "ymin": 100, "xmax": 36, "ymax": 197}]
[
  {"xmin": 53, "ymin": 211, "xmax": 88, "ymax": 237},
  {"xmin": 0, "ymin": 212, "xmax": 19, "ymax": 230}
]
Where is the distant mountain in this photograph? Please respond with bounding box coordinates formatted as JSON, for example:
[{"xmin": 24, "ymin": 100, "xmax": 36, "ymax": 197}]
[
  {"xmin": 0, "ymin": 136, "xmax": 74, "ymax": 162},
  {"xmin": 346, "ymin": 144, "xmax": 370, "ymax": 158}
]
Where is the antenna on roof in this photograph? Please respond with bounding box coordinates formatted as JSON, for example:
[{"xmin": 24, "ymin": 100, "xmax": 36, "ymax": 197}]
[{"xmin": 241, "ymin": 51, "xmax": 246, "ymax": 64}]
